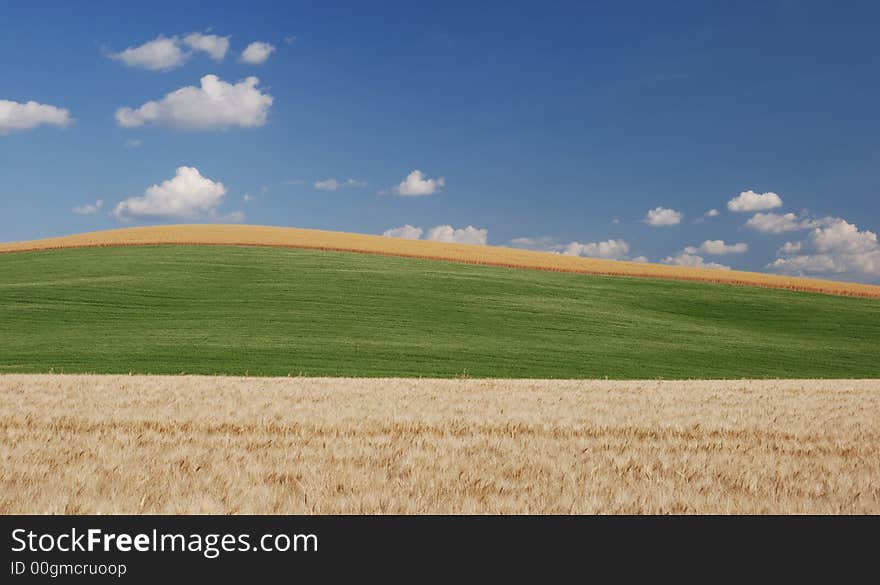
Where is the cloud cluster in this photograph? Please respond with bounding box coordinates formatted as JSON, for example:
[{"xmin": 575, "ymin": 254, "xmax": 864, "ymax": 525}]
[
  {"xmin": 391, "ymin": 170, "xmax": 445, "ymax": 196},
  {"xmin": 383, "ymin": 224, "xmax": 487, "ymax": 245},
  {"xmin": 240, "ymin": 42, "xmax": 275, "ymax": 64},
  {"xmin": 116, "ymin": 75, "xmax": 273, "ymax": 130},
  {"xmin": 111, "ymin": 166, "xmax": 238, "ymax": 221},
  {"xmin": 314, "ymin": 178, "xmax": 366, "ymax": 191},
  {"xmin": 108, "ymin": 34, "xmax": 230, "ymax": 71},
  {"xmin": 0, "ymin": 99, "xmax": 71, "ymax": 134},
  {"xmin": 727, "ymin": 190, "xmax": 783, "ymax": 212},
  {"xmin": 768, "ymin": 219, "xmax": 880, "ymax": 279},
  {"xmin": 643, "ymin": 207, "xmax": 682, "ymax": 226},
  {"xmin": 560, "ymin": 239, "xmax": 631, "ymax": 260},
  {"xmin": 744, "ymin": 212, "xmax": 829, "ymax": 234},
  {"xmin": 184, "ymin": 33, "xmax": 230, "ymax": 61},
  {"xmin": 662, "ymin": 252, "xmax": 730, "ymax": 270},
  {"xmin": 382, "ymin": 225, "xmax": 423, "ymax": 239},
  {"xmin": 510, "ymin": 236, "xmax": 559, "ymax": 251},
  {"xmin": 511, "ymin": 236, "xmax": 645, "ymax": 261},
  {"xmin": 683, "ymin": 240, "xmax": 748, "ymax": 255}
]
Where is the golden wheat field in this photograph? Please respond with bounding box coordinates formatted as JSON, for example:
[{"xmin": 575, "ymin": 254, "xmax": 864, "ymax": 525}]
[
  {"xmin": 2, "ymin": 224, "xmax": 879, "ymax": 298},
  {"xmin": 1, "ymin": 375, "xmax": 878, "ymax": 514}
]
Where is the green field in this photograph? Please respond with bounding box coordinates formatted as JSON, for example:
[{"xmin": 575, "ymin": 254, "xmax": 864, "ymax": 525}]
[{"xmin": 0, "ymin": 245, "xmax": 878, "ymax": 378}]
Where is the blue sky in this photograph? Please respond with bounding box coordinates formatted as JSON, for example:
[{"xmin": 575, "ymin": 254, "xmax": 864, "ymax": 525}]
[{"xmin": 2, "ymin": 0, "xmax": 878, "ymax": 282}]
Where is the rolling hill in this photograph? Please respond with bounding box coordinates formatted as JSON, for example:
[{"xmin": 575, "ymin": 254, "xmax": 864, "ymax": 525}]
[{"xmin": 1, "ymin": 227, "xmax": 878, "ymax": 378}]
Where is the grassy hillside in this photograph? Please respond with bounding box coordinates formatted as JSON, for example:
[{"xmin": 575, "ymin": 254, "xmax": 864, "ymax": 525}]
[{"xmin": 0, "ymin": 245, "xmax": 878, "ymax": 378}]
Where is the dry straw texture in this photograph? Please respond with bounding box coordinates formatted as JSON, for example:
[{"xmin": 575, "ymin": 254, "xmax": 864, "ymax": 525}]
[
  {"xmin": 1, "ymin": 224, "xmax": 878, "ymax": 298},
  {"xmin": 2, "ymin": 375, "xmax": 878, "ymax": 514}
]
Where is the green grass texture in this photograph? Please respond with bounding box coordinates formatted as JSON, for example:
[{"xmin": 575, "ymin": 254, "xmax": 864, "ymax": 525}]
[{"xmin": 1, "ymin": 245, "xmax": 878, "ymax": 378}]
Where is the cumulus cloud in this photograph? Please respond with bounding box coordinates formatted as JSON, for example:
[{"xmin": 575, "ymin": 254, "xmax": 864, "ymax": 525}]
[
  {"xmin": 511, "ymin": 236, "xmax": 642, "ymax": 261},
  {"xmin": 744, "ymin": 211, "xmax": 829, "ymax": 234},
  {"xmin": 183, "ymin": 33, "xmax": 230, "ymax": 61},
  {"xmin": 391, "ymin": 170, "xmax": 445, "ymax": 196},
  {"xmin": 426, "ymin": 225, "xmax": 488, "ymax": 245},
  {"xmin": 382, "ymin": 225, "xmax": 423, "ymax": 239},
  {"xmin": 683, "ymin": 240, "xmax": 748, "ymax": 255},
  {"xmin": 314, "ymin": 178, "xmax": 366, "ymax": 191},
  {"xmin": 560, "ymin": 239, "xmax": 631, "ymax": 260},
  {"xmin": 727, "ymin": 190, "xmax": 783, "ymax": 212},
  {"xmin": 108, "ymin": 36, "xmax": 185, "ymax": 70},
  {"xmin": 383, "ymin": 224, "xmax": 487, "ymax": 245},
  {"xmin": 705, "ymin": 208, "xmax": 720, "ymax": 217},
  {"xmin": 768, "ymin": 219, "xmax": 880, "ymax": 280},
  {"xmin": 0, "ymin": 99, "xmax": 71, "ymax": 134},
  {"xmin": 73, "ymin": 199, "xmax": 103, "ymax": 215},
  {"xmin": 779, "ymin": 241, "xmax": 802, "ymax": 254},
  {"xmin": 510, "ymin": 236, "xmax": 559, "ymax": 251},
  {"xmin": 116, "ymin": 75, "xmax": 273, "ymax": 130},
  {"xmin": 240, "ymin": 41, "xmax": 275, "ymax": 64},
  {"xmin": 662, "ymin": 253, "xmax": 730, "ymax": 270},
  {"xmin": 108, "ymin": 33, "xmax": 231, "ymax": 71},
  {"xmin": 111, "ymin": 166, "xmax": 235, "ymax": 221},
  {"xmin": 643, "ymin": 207, "xmax": 682, "ymax": 227}
]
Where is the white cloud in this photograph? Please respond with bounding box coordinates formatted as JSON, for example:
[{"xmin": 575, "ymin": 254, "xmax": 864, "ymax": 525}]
[
  {"xmin": 240, "ymin": 41, "xmax": 275, "ymax": 64},
  {"xmin": 510, "ymin": 236, "xmax": 559, "ymax": 250},
  {"xmin": 426, "ymin": 225, "xmax": 488, "ymax": 245},
  {"xmin": 314, "ymin": 179, "xmax": 341, "ymax": 191},
  {"xmin": 662, "ymin": 253, "xmax": 730, "ymax": 270},
  {"xmin": 314, "ymin": 178, "xmax": 366, "ymax": 191},
  {"xmin": 705, "ymin": 208, "xmax": 720, "ymax": 217},
  {"xmin": 116, "ymin": 75, "xmax": 273, "ymax": 130},
  {"xmin": 0, "ymin": 100, "xmax": 71, "ymax": 134},
  {"xmin": 124, "ymin": 138, "xmax": 143, "ymax": 149},
  {"xmin": 745, "ymin": 212, "xmax": 801, "ymax": 233},
  {"xmin": 391, "ymin": 170, "xmax": 445, "ymax": 196},
  {"xmin": 779, "ymin": 241, "xmax": 802, "ymax": 254},
  {"xmin": 73, "ymin": 199, "xmax": 103, "ymax": 215},
  {"xmin": 183, "ymin": 33, "xmax": 230, "ymax": 61},
  {"xmin": 111, "ymin": 166, "xmax": 232, "ymax": 221},
  {"xmin": 284, "ymin": 36, "xmax": 297, "ymax": 45},
  {"xmin": 108, "ymin": 33, "xmax": 231, "ymax": 70},
  {"xmin": 683, "ymin": 240, "xmax": 748, "ymax": 255},
  {"xmin": 243, "ymin": 193, "xmax": 254, "ymax": 202},
  {"xmin": 382, "ymin": 224, "xmax": 487, "ymax": 244},
  {"xmin": 727, "ymin": 190, "xmax": 783, "ymax": 212},
  {"xmin": 561, "ymin": 239, "xmax": 631, "ymax": 260},
  {"xmin": 643, "ymin": 207, "xmax": 682, "ymax": 226},
  {"xmin": 109, "ymin": 36, "xmax": 186, "ymax": 71},
  {"xmin": 382, "ymin": 225, "xmax": 423, "ymax": 239},
  {"xmin": 768, "ymin": 219, "xmax": 880, "ymax": 279},
  {"xmin": 744, "ymin": 211, "xmax": 829, "ymax": 234},
  {"xmin": 611, "ymin": 218, "xmax": 621, "ymax": 224},
  {"xmin": 511, "ymin": 236, "xmax": 643, "ymax": 261}
]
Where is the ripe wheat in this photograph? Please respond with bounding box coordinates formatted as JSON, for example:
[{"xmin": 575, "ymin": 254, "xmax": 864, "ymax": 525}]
[{"xmin": 1, "ymin": 375, "xmax": 877, "ymax": 514}]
